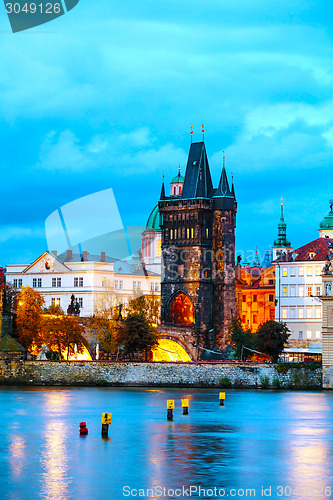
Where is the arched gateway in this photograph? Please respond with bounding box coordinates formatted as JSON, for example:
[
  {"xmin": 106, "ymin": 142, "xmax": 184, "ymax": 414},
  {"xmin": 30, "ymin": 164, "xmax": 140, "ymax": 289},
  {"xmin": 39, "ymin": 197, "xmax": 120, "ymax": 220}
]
[{"xmin": 166, "ymin": 292, "xmax": 195, "ymax": 326}]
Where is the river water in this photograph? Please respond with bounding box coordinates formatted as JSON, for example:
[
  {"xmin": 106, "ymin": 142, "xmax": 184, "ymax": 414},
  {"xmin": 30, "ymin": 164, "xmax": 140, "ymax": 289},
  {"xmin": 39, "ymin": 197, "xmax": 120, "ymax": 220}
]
[{"xmin": 0, "ymin": 387, "xmax": 333, "ymax": 500}]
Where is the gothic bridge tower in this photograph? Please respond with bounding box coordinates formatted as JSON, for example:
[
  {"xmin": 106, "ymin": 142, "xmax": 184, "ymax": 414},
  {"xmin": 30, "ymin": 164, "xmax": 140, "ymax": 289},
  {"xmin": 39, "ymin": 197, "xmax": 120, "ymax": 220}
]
[{"xmin": 159, "ymin": 141, "xmax": 237, "ymax": 355}]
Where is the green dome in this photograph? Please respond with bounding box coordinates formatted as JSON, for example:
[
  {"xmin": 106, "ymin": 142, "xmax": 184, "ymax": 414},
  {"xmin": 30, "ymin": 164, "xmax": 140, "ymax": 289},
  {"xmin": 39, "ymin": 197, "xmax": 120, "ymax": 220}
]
[
  {"xmin": 171, "ymin": 172, "xmax": 184, "ymax": 183},
  {"xmin": 320, "ymin": 207, "xmax": 333, "ymax": 230},
  {"xmin": 146, "ymin": 205, "xmax": 161, "ymax": 231}
]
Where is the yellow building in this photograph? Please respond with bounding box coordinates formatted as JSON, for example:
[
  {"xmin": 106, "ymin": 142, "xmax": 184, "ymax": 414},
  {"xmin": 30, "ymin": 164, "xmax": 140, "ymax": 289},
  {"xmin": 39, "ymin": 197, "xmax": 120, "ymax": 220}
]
[{"xmin": 236, "ymin": 264, "xmax": 275, "ymax": 332}]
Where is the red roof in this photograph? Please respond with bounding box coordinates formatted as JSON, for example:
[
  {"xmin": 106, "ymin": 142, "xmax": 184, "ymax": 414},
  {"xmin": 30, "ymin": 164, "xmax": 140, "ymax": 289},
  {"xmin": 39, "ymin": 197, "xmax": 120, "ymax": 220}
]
[{"xmin": 276, "ymin": 237, "xmax": 333, "ymax": 262}]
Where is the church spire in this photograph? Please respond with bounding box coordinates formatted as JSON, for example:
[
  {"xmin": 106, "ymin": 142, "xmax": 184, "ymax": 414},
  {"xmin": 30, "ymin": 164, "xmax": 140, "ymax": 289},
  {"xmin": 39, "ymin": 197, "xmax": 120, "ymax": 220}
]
[{"xmin": 273, "ymin": 197, "xmax": 291, "ymax": 257}]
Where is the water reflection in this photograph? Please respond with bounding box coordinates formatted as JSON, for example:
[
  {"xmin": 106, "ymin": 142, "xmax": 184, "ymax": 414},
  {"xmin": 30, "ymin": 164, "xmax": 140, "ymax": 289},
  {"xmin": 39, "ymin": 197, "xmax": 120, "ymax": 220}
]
[
  {"xmin": 284, "ymin": 394, "xmax": 331, "ymax": 492},
  {"xmin": 40, "ymin": 391, "xmax": 71, "ymax": 500},
  {"xmin": 8, "ymin": 436, "xmax": 26, "ymax": 478}
]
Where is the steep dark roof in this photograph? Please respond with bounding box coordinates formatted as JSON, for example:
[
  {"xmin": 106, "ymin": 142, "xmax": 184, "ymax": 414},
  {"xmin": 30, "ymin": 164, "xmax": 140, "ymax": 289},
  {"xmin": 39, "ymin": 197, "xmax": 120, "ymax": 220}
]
[
  {"xmin": 215, "ymin": 166, "xmax": 232, "ymax": 197},
  {"xmin": 0, "ymin": 335, "xmax": 26, "ymax": 352},
  {"xmin": 181, "ymin": 142, "xmax": 213, "ymax": 199},
  {"xmin": 275, "ymin": 237, "xmax": 333, "ymax": 262},
  {"xmin": 57, "ymin": 252, "xmax": 160, "ymax": 276}
]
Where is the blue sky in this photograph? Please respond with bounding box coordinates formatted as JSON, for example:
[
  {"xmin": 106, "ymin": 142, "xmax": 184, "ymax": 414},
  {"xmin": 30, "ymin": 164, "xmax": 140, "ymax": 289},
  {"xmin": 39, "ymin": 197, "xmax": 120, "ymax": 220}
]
[{"xmin": 0, "ymin": 0, "xmax": 333, "ymax": 266}]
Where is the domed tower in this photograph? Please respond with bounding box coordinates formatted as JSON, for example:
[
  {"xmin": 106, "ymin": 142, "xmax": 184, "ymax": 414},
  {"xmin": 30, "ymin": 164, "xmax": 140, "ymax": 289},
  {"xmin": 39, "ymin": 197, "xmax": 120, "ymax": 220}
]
[
  {"xmin": 141, "ymin": 170, "xmax": 184, "ymax": 275},
  {"xmin": 272, "ymin": 198, "xmax": 292, "ymax": 259},
  {"xmin": 170, "ymin": 168, "xmax": 184, "ymax": 196},
  {"xmin": 319, "ymin": 200, "xmax": 333, "ymax": 238}
]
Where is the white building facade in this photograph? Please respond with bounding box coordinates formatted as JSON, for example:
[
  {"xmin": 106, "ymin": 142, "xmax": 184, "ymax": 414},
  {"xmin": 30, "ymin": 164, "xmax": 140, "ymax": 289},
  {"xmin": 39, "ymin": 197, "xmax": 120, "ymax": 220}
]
[
  {"xmin": 274, "ymin": 202, "xmax": 333, "ymax": 342},
  {"xmin": 6, "ymin": 250, "xmax": 161, "ymax": 317}
]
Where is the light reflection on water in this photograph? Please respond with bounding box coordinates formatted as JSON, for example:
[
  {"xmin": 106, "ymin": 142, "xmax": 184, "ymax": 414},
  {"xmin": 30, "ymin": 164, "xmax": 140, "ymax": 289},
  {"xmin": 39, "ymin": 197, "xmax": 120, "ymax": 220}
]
[{"xmin": 1, "ymin": 388, "xmax": 333, "ymax": 500}]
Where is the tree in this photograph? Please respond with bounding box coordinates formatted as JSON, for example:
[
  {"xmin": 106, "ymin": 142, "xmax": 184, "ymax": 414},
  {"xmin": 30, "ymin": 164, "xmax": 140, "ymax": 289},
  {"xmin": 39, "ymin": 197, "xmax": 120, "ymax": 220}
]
[
  {"xmin": 230, "ymin": 317, "xmax": 255, "ymax": 360},
  {"xmin": 44, "ymin": 304, "xmax": 64, "ymax": 315},
  {"xmin": 43, "ymin": 314, "xmax": 85, "ymax": 360},
  {"xmin": 90, "ymin": 310, "xmax": 119, "ymax": 356},
  {"xmin": 118, "ymin": 313, "xmax": 158, "ymax": 361},
  {"xmin": 256, "ymin": 320, "xmax": 290, "ymax": 363},
  {"xmin": 16, "ymin": 286, "xmax": 44, "ymax": 350},
  {"xmin": 126, "ymin": 294, "xmax": 161, "ymax": 327}
]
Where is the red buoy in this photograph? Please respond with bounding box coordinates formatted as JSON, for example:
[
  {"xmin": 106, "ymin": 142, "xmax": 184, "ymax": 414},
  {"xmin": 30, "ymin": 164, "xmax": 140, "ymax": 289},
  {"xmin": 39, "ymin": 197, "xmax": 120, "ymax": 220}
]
[{"xmin": 79, "ymin": 422, "xmax": 88, "ymax": 435}]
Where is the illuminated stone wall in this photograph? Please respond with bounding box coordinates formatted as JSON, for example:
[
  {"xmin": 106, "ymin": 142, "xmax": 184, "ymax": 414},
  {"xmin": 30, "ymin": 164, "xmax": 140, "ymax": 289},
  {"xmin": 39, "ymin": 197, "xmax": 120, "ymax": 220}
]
[{"xmin": 0, "ymin": 360, "xmax": 322, "ymax": 389}]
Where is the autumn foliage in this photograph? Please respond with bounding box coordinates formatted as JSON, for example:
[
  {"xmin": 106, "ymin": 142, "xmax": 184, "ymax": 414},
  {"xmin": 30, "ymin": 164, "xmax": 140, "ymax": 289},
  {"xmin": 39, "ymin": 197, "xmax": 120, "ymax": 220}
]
[{"xmin": 16, "ymin": 286, "xmax": 45, "ymax": 350}]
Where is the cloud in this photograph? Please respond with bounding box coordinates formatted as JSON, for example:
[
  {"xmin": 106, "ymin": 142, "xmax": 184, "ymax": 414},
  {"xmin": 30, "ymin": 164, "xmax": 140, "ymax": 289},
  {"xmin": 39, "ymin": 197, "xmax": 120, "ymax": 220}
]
[{"xmin": 36, "ymin": 127, "xmax": 187, "ymax": 174}]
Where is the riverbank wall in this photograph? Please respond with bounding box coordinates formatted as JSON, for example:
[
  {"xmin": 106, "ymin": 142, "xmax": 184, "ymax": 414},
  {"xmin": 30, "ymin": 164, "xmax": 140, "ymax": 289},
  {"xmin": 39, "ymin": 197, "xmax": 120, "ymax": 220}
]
[{"xmin": 0, "ymin": 360, "xmax": 322, "ymax": 389}]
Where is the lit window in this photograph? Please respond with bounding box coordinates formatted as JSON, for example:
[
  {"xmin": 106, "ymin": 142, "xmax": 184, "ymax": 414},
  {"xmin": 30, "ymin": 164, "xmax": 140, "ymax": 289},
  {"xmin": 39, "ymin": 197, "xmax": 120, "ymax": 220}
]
[
  {"xmin": 316, "ymin": 266, "xmax": 322, "ymax": 276},
  {"xmin": 298, "ymin": 308, "xmax": 304, "ymax": 319},
  {"xmin": 282, "ymin": 267, "xmax": 287, "ymax": 277},
  {"xmin": 191, "ymin": 228, "xmax": 194, "ymax": 238},
  {"xmin": 186, "ymin": 228, "xmax": 190, "ymax": 239},
  {"xmin": 315, "ymin": 308, "xmax": 321, "ymax": 319},
  {"xmin": 306, "ymin": 307, "xmax": 313, "ymax": 319},
  {"xmin": 316, "ymin": 286, "xmax": 321, "ymax": 296},
  {"xmin": 282, "ymin": 308, "xmax": 287, "ymax": 319},
  {"xmin": 309, "ymin": 252, "xmax": 315, "ymax": 259},
  {"xmin": 156, "ymin": 240, "xmax": 162, "ymax": 258},
  {"xmin": 298, "ymin": 286, "xmax": 304, "ymax": 297},
  {"xmin": 170, "ymin": 229, "xmax": 173, "ymax": 240},
  {"xmin": 307, "ymin": 331, "xmax": 312, "ymax": 339},
  {"xmin": 51, "ymin": 298, "xmax": 60, "ymax": 306},
  {"xmin": 307, "ymin": 267, "xmax": 313, "ymax": 276},
  {"xmin": 282, "ymin": 287, "xmax": 287, "ymax": 297},
  {"xmin": 206, "ymin": 228, "xmax": 209, "ymax": 238},
  {"xmin": 307, "ymin": 286, "xmax": 312, "ymax": 297},
  {"xmin": 299, "ymin": 267, "xmax": 304, "ymax": 277}
]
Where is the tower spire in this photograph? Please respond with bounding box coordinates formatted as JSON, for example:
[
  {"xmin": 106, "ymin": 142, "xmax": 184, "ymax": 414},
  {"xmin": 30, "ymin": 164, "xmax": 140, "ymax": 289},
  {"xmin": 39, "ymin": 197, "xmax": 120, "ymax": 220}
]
[
  {"xmin": 190, "ymin": 125, "xmax": 193, "ymax": 144},
  {"xmin": 160, "ymin": 172, "xmax": 165, "ymax": 200},
  {"xmin": 202, "ymin": 124, "xmax": 205, "ymax": 142},
  {"xmin": 273, "ymin": 197, "xmax": 291, "ymax": 257}
]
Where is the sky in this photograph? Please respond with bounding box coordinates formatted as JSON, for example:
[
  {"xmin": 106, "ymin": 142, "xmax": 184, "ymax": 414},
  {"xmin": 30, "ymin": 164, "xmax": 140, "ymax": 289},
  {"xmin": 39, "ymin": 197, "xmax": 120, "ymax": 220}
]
[{"xmin": 1, "ymin": 0, "xmax": 333, "ymax": 266}]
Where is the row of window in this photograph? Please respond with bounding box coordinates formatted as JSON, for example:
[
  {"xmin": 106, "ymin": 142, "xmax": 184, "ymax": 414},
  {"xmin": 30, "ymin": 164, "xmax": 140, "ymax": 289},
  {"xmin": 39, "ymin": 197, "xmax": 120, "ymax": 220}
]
[
  {"xmin": 114, "ymin": 280, "xmax": 159, "ymax": 291},
  {"xmin": 296, "ymin": 330, "xmax": 321, "ymax": 339},
  {"xmin": 13, "ymin": 278, "xmax": 84, "ymax": 288},
  {"xmin": 281, "ymin": 306, "xmax": 322, "ymax": 319},
  {"xmin": 242, "ymin": 309, "xmax": 275, "ymax": 324},
  {"xmin": 169, "ymin": 227, "xmax": 210, "ymax": 240},
  {"xmin": 281, "ymin": 285, "xmax": 321, "ymax": 297},
  {"xmin": 281, "ymin": 266, "xmax": 322, "ymax": 277},
  {"xmin": 51, "ymin": 297, "xmax": 83, "ymax": 307},
  {"xmin": 242, "ymin": 294, "xmax": 275, "ymax": 303}
]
